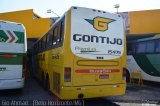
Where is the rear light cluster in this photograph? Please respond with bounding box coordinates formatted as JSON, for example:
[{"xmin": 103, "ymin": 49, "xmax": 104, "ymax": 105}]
[
  {"xmin": 64, "ymin": 67, "xmax": 71, "ymax": 82},
  {"xmin": 123, "ymin": 68, "xmax": 126, "ymax": 80},
  {"xmin": 0, "ymin": 54, "xmax": 16, "ymax": 58}
]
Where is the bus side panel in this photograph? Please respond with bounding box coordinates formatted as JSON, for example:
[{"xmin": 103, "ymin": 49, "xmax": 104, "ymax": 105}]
[
  {"xmin": 62, "ymin": 10, "xmax": 74, "ymax": 87},
  {"xmin": 48, "ymin": 47, "xmax": 64, "ymax": 96},
  {"xmin": 0, "ymin": 53, "xmax": 23, "ymax": 79}
]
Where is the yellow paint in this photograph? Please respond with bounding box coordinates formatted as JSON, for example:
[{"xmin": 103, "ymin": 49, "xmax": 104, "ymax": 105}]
[
  {"xmin": 60, "ymin": 84, "xmax": 126, "ymax": 99},
  {"xmin": 130, "ymin": 9, "xmax": 160, "ymax": 34},
  {"xmin": 0, "ymin": 9, "xmax": 50, "ymax": 38}
]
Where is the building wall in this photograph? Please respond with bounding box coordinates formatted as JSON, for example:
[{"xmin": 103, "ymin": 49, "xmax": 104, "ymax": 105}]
[
  {"xmin": 130, "ymin": 9, "xmax": 160, "ymax": 34},
  {"xmin": 32, "ymin": 18, "xmax": 50, "ymax": 38},
  {"xmin": 0, "ymin": 9, "xmax": 50, "ymax": 38}
]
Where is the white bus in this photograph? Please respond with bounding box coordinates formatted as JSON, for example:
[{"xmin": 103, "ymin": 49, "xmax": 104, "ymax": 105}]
[
  {"xmin": 127, "ymin": 34, "xmax": 160, "ymax": 82},
  {"xmin": 0, "ymin": 20, "xmax": 27, "ymax": 90}
]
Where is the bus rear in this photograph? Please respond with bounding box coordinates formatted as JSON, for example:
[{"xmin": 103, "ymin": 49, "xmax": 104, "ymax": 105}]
[
  {"xmin": 0, "ymin": 20, "xmax": 27, "ymax": 90},
  {"xmin": 62, "ymin": 7, "xmax": 126, "ymax": 99}
]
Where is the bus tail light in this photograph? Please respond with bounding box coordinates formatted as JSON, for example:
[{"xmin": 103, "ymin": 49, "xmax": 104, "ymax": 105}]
[
  {"xmin": 123, "ymin": 68, "xmax": 126, "ymax": 80},
  {"xmin": 64, "ymin": 67, "xmax": 71, "ymax": 82},
  {"xmin": 0, "ymin": 54, "xmax": 16, "ymax": 58}
]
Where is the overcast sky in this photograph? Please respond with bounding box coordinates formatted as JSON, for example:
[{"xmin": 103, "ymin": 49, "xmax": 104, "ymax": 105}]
[{"xmin": 0, "ymin": 0, "xmax": 160, "ymax": 17}]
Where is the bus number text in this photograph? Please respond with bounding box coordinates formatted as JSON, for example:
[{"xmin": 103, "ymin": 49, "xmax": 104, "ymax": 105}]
[{"xmin": 108, "ymin": 50, "xmax": 121, "ymax": 55}]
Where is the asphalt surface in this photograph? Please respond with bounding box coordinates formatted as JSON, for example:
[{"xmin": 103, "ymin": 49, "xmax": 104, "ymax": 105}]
[{"xmin": 0, "ymin": 78, "xmax": 160, "ymax": 106}]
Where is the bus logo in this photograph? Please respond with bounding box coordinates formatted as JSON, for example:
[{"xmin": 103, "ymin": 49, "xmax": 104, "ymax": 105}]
[{"xmin": 85, "ymin": 17, "xmax": 115, "ymax": 31}]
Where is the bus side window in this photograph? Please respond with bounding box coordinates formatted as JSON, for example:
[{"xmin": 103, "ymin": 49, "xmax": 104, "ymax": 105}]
[
  {"xmin": 155, "ymin": 39, "xmax": 160, "ymax": 53},
  {"xmin": 49, "ymin": 30, "xmax": 53, "ymax": 46},
  {"xmin": 40, "ymin": 40, "xmax": 42, "ymax": 50},
  {"xmin": 136, "ymin": 42, "xmax": 146, "ymax": 54},
  {"xmin": 146, "ymin": 40, "xmax": 155, "ymax": 53},
  {"xmin": 37, "ymin": 42, "xmax": 39, "ymax": 52},
  {"xmin": 130, "ymin": 43, "xmax": 136, "ymax": 54},
  {"xmin": 53, "ymin": 26, "xmax": 59, "ymax": 46},
  {"xmin": 127, "ymin": 43, "xmax": 132, "ymax": 55},
  {"xmin": 42, "ymin": 37, "xmax": 45, "ymax": 50},
  {"xmin": 59, "ymin": 21, "xmax": 64, "ymax": 43},
  {"xmin": 34, "ymin": 44, "xmax": 36, "ymax": 53},
  {"xmin": 45, "ymin": 34, "xmax": 48, "ymax": 48},
  {"xmin": 128, "ymin": 43, "xmax": 137, "ymax": 55}
]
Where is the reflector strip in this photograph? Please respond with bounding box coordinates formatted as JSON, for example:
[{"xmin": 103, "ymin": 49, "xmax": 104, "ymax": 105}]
[{"xmin": 75, "ymin": 69, "xmax": 120, "ymax": 73}]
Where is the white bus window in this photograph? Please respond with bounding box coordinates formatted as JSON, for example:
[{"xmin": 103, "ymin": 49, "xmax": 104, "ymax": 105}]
[
  {"xmin": 131, "ymin": 43, "xmax": 137, "ymax": 54},
  {"xmin": 146, "ymin": 40, "xmax": 155, "ymax": 53},
  {"xmin": 127, "ymin": 43, "xmax": 136, "ymax": 55},
  {"xmin": 155, "ymin": 39, "xmax": 160, "ymax": 52},
  {"xmin": 127, "ymin": 44, "xmax": 132, "ymax": 55},
  {"xmin": 136, "ymin": 42, "xmax": 146, "ymax": 53}
]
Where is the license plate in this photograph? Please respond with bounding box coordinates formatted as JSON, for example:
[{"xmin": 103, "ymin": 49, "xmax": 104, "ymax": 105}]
[{"xmin": 99, "ymin": 74, "xmax": 109, "ymax": 79}]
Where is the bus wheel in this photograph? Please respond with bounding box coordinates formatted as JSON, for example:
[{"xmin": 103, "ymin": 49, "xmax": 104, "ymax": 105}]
[
  {"xmin": 45, "ymin": 74, "xmax": 50, "ymax": 91},
  {"xmin": 126, "ymin": 69, "xmax": 130, "ymax": 83}
]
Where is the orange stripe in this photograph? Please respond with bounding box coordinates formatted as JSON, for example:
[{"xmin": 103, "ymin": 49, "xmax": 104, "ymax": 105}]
[{"xmin": 7, "ymin": 30, "xmax": 15, "ymax": 43}]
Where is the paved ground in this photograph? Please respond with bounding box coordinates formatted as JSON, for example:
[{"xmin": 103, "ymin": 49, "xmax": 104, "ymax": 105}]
[
  {"xmin": 0, "ymin": 78, "xmax": 160, "ymax": 106},
  {"xmin": 0, "ymin": 78, "xmax": 53, "ymax": 100},
  {"xmin": 107, "ymin": 83, "xmax": 160, "ymax": 101},
  {"xmin": 107, "ymin": 83, "xmax": 160, "ymax": 105}
]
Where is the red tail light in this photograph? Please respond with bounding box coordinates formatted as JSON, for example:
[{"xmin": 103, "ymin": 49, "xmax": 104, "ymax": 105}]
[
  {"xmin": 123, "ymin": 68, "xmax": 126, "ymax": 80},
  {"xmin": 0, "ymin": 54, "xmax": 16, "ymax": 58},
  {"xmin": 64, "ymin": 67, "xmax": 71, "ymax": 82}
]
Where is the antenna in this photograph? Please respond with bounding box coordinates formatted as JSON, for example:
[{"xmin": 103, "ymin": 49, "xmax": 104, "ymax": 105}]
[
  {"xmin": 114, "ymin": 4, "xmax": 120, "ymax": 13},
  {"xmin": 47, "ymin": 9, "xmax": 59, "ymax": 17}
]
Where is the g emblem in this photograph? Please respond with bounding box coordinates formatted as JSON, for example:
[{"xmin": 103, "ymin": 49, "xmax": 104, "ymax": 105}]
[{"xmin": 85, "ymin": 17, "xmax": 115, "ymax": 31}]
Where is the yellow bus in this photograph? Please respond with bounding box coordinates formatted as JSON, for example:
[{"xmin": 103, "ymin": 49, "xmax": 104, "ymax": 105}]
[{"xmin": 33, "ymin": 6, "xmax": 126, "ymax": 99}]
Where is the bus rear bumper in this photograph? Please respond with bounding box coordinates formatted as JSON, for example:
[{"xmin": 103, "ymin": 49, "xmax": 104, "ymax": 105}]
[
  {"xmin": 60, "ymin": 83, "xmax": 126, "ymax": 99},
  {"xmin": 0, "ymin": 78, "xmax": 24, "ymax": 90}
]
